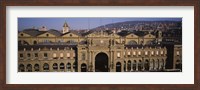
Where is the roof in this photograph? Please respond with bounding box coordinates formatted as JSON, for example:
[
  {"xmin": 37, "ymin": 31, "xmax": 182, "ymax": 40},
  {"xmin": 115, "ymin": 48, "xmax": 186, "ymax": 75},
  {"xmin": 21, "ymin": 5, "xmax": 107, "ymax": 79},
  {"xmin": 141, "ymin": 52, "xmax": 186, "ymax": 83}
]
[
  {"xmin": 62, "ymin": 30, "xmax": 81, "ymax": 36},
  {"xmin": 47, "ymin": 29, "xmax": 62, "ymax": 36},
  {"xmin": 22, "ymin": 29, "xmax": 45, "ymax": 37},
  {"xmin": 63, "ymin": 21, "xmax": 69, "ymax": 27}
]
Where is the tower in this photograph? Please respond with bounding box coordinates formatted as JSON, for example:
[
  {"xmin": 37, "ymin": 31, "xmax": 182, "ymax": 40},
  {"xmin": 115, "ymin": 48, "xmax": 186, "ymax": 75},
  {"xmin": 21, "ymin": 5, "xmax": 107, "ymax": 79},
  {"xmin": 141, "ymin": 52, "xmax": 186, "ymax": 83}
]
[{"xmin": 62, "ymin": 21, "xmax": 69, "ymax": 34}]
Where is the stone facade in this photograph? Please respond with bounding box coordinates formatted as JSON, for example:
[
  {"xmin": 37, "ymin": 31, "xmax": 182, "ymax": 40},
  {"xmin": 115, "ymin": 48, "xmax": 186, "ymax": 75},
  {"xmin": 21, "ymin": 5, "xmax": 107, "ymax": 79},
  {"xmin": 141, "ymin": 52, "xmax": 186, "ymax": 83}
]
[{"xmin": 18, "ymin": 22, "xmax": 181, "ymax": 72}]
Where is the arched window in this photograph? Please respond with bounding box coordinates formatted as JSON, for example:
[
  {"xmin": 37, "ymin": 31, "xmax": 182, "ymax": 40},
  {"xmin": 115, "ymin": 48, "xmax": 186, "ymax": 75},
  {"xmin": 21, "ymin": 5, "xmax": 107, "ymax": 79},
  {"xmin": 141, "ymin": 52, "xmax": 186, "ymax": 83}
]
[
  {"xmin": 43, "ymin": 63, "xmax": 49, "ymax": 71},
  {"xmin": 124, "ymin": 61, "xmax": 126, "ymax": 72},
  {"xmin": 132, "ymin": 60, "xmax": 137, "ymax": 71},
  {"xmin": 60, "ymin": 63, "xmax": 65, "ymax": 71},
  {"xmin": 26, "ymin": 64, "xmax": 32, "ymax": 72},
  {"xmin": 19, "ymin": 64, "xmax": 25, "ymax": 72},
  {"xmin": 66, "ymin": 63, "xmax": 71, "ymax": 72},
  {"xmin": 127, "ymin": 60, "xmax": 131, "ymax": 72},
  {"xmin": 33, "ymin": 41, "xmax": 37, "ymax": 45},
  {"xmin": 81, "ymin": 63, "xmax": 87, "ymax": 72},
  {"xmin": 138, "ymin": 60, "xmax": 142, "ymax": 71},
  {"xmin": 144, "ymin": 60, "xmax": 150, "ymax": 71},
  {"xmin": 127, "ymin": 40, "xmax": 137, "ymax": 45},
  {"xmin": 116, "ymin": 62, "xmax": 121, "ymax": 72},
  {"xmin": 34, "ymin": 64, "xmax": 39, "ymax": 72},
  {"xmin": 53, "ymin": 63, "xmax": 58, "ymax": 71}
]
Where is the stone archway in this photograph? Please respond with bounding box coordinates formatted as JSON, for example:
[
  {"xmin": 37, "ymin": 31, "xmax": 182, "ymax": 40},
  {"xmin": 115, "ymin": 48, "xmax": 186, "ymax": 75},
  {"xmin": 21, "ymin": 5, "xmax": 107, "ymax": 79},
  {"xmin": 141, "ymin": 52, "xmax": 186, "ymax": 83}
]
[{"xmin": 95, "ymin": 52, "xmax": 109, "ymax": 72}]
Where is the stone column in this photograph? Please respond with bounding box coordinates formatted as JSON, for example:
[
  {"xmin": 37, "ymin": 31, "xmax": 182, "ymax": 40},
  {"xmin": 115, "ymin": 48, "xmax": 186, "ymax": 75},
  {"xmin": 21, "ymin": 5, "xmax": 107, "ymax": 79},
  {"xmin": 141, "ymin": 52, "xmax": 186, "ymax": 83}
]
[
  {"xmin": 136, "ymin": 61, "xmax": 138, "ymax": 71},
  {"xmin": 121, "ymin": 61, "xmax": 124, "ymax": 72},
  {"xmin": 110, "ymin": 51, "xmax": 112, "ymax": 72},
  {"xmin": 71, "ymin": 63, "xmax": 73, "ymax": 72},
  {"xmin": 92, "ymin": 51, "xmax": 95, "ymax": 72}
]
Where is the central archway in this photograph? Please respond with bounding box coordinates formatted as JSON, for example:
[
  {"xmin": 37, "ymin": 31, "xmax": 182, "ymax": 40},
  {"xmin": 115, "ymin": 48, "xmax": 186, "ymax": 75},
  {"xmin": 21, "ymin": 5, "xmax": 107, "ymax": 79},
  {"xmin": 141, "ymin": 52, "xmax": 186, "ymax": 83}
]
[{"xmin": 95, "ymin": 52, "xmax": 109, "ymax": 72}]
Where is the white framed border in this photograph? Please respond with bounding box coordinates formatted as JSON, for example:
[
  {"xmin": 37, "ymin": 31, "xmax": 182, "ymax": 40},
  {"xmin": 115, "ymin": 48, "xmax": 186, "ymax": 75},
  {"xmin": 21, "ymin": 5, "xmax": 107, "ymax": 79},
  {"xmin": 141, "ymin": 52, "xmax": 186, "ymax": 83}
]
[{"xmin": 6, "ymin": 6, "xmax": 194, "ymax": 84}]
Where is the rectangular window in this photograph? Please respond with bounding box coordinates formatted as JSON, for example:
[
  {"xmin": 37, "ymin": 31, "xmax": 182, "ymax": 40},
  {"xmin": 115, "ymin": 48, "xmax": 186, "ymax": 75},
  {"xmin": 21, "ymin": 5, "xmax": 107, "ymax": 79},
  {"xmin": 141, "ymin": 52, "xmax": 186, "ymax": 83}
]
[
  {"xmin": 127, "ymin": 51, "xmax": 131, "ymax": 57},
  {"xmin": 133, "ymin": 51, "xmax": 136, "ymax": 55},
  {"xmin": 27, "ymin": 53, "xmax": 31, "ymax": 57},
  {"xmin": 60, "ymin": 53, "xmax": 63, "ymax": 57},
  {"xmin": 151, "ymin": 51, "xmax": 154, "ymax": 55},
  {"xmin": 138, "ymin": 51, "xmax": 141, "ymax": 56},
  {"xmin": 20, "ymin": 54, "xmax": 23, "ymax": 57},
  {"xmin": 35, "ymin": 53, "xmax": 38, "ymax": 57},
  {"xmin": 53, "ymin": 53, "xmax": 57, "ymax": 57},
  {"xmin": 67, "ymin": 53, "xmax": 70, "ymax": 58},
  {"xmin": 177, "ymin": 51, "xmax": 180, "ymax": 56},
  {"xmin": 44, "ymin": 53, "xmax": 48, "ymax": 58},
  {"xmin": 161, "ymin": 51, "xmax": 163, "ymax": 55},
  {"xmin": 145, "ymin": 51, "xmax": 148, "ymax": 55},
  {"xmin": 117, "ymin": 52, "xmax": 121, "ymax": 58},
  {"xmin": 156, "ymin": 51, "xmax": 159, "ymax": 55}
]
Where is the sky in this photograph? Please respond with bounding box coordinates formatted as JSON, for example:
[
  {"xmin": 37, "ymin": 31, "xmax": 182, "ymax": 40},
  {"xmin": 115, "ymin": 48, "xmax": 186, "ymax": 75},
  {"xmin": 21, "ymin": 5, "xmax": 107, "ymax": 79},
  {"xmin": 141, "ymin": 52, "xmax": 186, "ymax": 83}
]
[{"xmin": 18, "ymin": 18, "xmax": 182, "ymax": 31}]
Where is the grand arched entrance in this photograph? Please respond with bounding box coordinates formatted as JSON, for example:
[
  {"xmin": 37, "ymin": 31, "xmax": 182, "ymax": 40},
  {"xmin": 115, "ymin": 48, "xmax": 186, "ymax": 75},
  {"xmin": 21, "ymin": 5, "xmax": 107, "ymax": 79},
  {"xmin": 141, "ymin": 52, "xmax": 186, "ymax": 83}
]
[{"xmin": 95, "ymin": 52, "xmax": 108, "ymax": 72}]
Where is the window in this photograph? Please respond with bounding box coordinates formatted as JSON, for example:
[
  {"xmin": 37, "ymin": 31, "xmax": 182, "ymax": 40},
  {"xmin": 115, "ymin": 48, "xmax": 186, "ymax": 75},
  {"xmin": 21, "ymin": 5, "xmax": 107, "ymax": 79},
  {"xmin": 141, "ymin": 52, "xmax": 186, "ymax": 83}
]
[
  {"xmin": 43, "ymin": 63, "xmax": 49, "ymax": 71},
  {"xmin": 53, "ymin": 53, "xmax": 57, "ymax": 59},
  {"xmin": 176, "ymin": 51, "xmax": 180, "ymax": 56},
  {"xmin": 145, "ymin": 51, "xmax": 148, "ymax": 55},
  {"xmin": 58, "ymin": 40, "xmax": 64, "ymax": 42},
  {"xmin": 156, "ymin": 51, "xmax": 159, "ymax": 55},
  {"xmin": 117, "ymin": 52, "xmax": 121, "ymax": 58},
  {"xmin": 138, "ymin": 51, "xmax": 141, "ymax": 55},
  {"xmin": 44, "ymin": 40, "xmax": 49, "ymax": 42},
  {"xmin": 35, "ymin": 53, "xmax": 38, "ymax": 57},
  {"xmin": 70, "ymin": 34, "xmax": 72, "ymax": 37},
  {"xmin": 60, "ymin": 53, "xmax": 63, "ymax": 59},
  {"xmin": 53, "ymin": 53, "xmax": 57, "ymax": 57},
  {"xmin": 133, "ymin": 51, "xmax": 136, "ymax": 56},
  {"xmin": 151, "ymin": 51, "xmax": 154, "ymax": 55},
  {"xmin": 33, "ymin": 41, "xmax": 37, "ymax": 45},
  {"xmin": 20, "ymin": 33, "xmax": 23, "ymax": 36},
  {"xmin": 53, "ymin": 63, "xmax": 58, "ymax": 70},
  {"xmin": 127, "ymin": 51, "xmax": 131, "ymax": 57},
  {"xmin": 67, "ymin": 53, "xmax": 70, "ymax": 58},
  {"xmin": 46, "ymin": 34, "xmax": 49, "ymax": 37},
  {"xmin": 44, "ymin": 53, "xmax": 48, "ymax": 58},
  {"xmin": 60, "ymin": 63, "xmax": 65, "ymax": 70},
  {"xmin": 27, "ymin": 53, "xmax": 31, "ymax": 57},
  {"xmin": 82, "ymin": 53, "xmax": 85, "ymax": 60},
  {"xmin": 161, "ymin": 51, "xmax": 163, "ymax": 55},
  {"xmin": 20, "ymin": 54, "xmax": 23, "ymax": 57}
]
